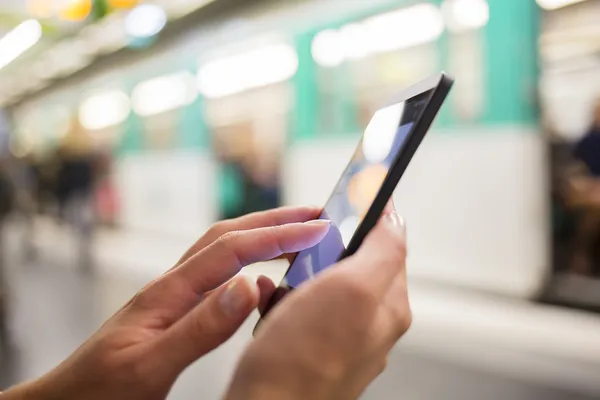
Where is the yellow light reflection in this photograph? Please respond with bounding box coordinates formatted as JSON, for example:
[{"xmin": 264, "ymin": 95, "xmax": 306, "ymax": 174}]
[
  {"xmin": 109, "ymin": 0, "xmax": 139, "ymax": 9},
  {"xmin": 59, "ymin": 0, "xmax": 92, "ymax": 22},
  {"xmin": 347, "ymin": 163, "xmax": 389, "ymax": 220}
]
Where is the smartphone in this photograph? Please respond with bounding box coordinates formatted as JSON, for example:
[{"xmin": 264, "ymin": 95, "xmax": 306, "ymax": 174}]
[{"xmin": 254, "ymin": 72, "xmax": 453, "ymax": 334}]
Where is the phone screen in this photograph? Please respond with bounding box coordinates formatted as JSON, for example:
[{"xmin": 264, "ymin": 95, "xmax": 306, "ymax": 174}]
[{"xmin": 283, "ymin": 91, "xmax": 432, "ymax": 289}]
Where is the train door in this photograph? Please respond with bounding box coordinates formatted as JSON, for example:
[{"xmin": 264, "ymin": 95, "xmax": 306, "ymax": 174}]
[{"xmin": 540, "ymin": 0, "xmax": 600, "ymax": 309}]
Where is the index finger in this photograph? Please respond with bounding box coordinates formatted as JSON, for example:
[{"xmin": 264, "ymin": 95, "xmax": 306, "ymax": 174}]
[
  {"xmin": 344, "ymin": 211, "xmax": 406, "ymax": 298},
  {"xmin": 171, "ymin": 220, "xmax": 331, "ymax": 296},
  {"xmin": 174, "ymin": 206, "xmax": 321, "ymax": 269}
]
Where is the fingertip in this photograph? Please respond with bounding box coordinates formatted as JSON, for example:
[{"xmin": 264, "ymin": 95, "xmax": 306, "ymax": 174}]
[
  {"xmin": 302, "ymin": 219, "xmax": 331, "ymax": 241},
  {"xmin": 305, "ymin": 204, "xmax": 323, "ymax": 212},
  {"xmin": 304, "ymin": 219, "xmax": 332, "ymax": 229},
  {"xmin": 257, "ymin": 274, "xmax": 275, "ymax": 289},
  {"xmin": 275, "ymin": 221, "xmax": 331, "ymax": 254},
  {"xmin": 383, "ymin": 212, "xmax": 406, "ymax": 239},
  {"xmin": 289, "ymin": 205, "xmax": 322, "ymax": 220},
  {"xmin": 384, "ymin": 199, "xmax": 396, "ymax": 214}
]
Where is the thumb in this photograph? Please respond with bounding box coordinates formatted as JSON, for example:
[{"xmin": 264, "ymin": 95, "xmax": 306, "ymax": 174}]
[{"xmin": 155, "ymin": 275, "xmax": 260, "ymax": 370}]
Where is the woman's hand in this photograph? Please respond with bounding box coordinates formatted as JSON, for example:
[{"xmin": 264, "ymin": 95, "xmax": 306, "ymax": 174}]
[
  {"xmin": 225, "ymin": 209, "xmax": 410, "ymax": 400},
  {"xmin": 2, "ymin": 206, "xmax": 330, "ymax": 400}
]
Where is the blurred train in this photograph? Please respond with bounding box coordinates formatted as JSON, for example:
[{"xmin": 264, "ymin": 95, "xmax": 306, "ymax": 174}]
[{"xmin": 6, "ymin": 0, "xmax": 550, "ymax": 300}]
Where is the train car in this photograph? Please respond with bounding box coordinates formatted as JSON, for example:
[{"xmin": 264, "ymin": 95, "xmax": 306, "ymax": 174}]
[{"xmin": 9, "ymin": 0, "xmax": 546, "ymax": 299}]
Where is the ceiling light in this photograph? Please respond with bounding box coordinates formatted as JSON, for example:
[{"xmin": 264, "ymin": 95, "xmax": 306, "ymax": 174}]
[
  {"xmin": 79, "ymin": 90, "xmax": 130, "ymax": 130},
  {"xmin": 125, "ymin": 4, "xmax": 167, "ymax": 38},
  {"xmin": 132, "ymin": 72, "xmax": 197, "ymax": 116},
  {"xmin": 198, "ymin": 43, "xmax": 298, "ymax": 99},
  {"xmin": 311, "ymin": 4, "xmax": 444, "ymax": 68},
  {"xmin": 364, "ymin": 4, "xmax": 445, "ymax": 54},
  {"xmin": 311, "ymin": 30, "xmax": 344, "ymax": 67},
  {"xmin": 442, "ymin": 0, "xmax": 489, "ymax": 32},
  {"xmin": 0, "ymin": 20, "xmax": 43, "ymax": 72}
]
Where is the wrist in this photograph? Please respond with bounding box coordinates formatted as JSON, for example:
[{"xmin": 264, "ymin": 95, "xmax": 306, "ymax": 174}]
[
  {"xmin": 1, "ymin": 380, "xmax": 50, "ymax": 400},
  {"xmin": 224, "ymin": 380, "xmax": 331, "ymax": 400},
  {"xmin": 2, "ymin": 371, "xmax": 83, "ymax": 400},
  {"xmin": 224, "ymin": 363, "xmax": 334, "ymax": 400}
]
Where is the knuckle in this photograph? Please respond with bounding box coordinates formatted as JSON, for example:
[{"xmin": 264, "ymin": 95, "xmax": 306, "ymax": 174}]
[
  {"xmin": 219, "ymin": 229, "xmax": 241, "ymax": 242},
  {"xmin": 377, "ymin": 357, "xmax": 389, "ymax": 375},
  {"xmin": 395, "ymin": 306, "xmax": 412, "ymax": 335},
  {"xmin": 388, "ymin": 237, "xmax": 407, "ymax": 262},
  {"xmin": 265, "ymin": 225, "xmax": 284, "ymax": 254},
  {"xmin": 216, "ymin": 230, "xmax": 245, "ymax": 264},
  {"xmin": 206, "ymin": 221, "xmax": 230, "ymax": 241},
  {"xmin": 129, "ymin": 281, "xmax": 159, "ymax": 310},
  {"xmin": 218, "ymin": 230, "xmax": 242, "ymax": 248}
]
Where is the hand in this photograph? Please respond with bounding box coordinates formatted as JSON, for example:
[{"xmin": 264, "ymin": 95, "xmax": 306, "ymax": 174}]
[
  {"xmin": 2, "ymin": 207, "xmax": 330, "ymax": 400},
  {"xmin": 225, "ymin": 208, "xmax": 410, "ymax": 400}
]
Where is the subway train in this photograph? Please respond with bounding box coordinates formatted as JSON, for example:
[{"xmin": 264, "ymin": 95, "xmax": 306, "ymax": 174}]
[{"xmin": 5, "ymin": 0, "xmax": 560, "ymax": 302}]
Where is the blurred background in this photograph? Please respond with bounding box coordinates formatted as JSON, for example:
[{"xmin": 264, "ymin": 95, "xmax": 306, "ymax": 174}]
[{"xmin": 0, "ymin": 0, "xmax": 600, "ymax": 398}]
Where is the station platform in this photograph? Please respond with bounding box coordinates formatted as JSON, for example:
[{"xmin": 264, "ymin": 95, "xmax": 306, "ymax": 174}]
[{"xmin": 2, "ymin": 217, "xmax": 600, "ymax": 398}]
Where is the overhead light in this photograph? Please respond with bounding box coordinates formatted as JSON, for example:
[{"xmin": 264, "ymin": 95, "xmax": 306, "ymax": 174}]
[
  {"xmin": 125, "ymin": 4, "xmax": 167, "ymax": 38},
  {"xmin": 311, "ymin": 30, "xmax": 344, "ymax": 67},
  {"xmin": 442, "ymin": 0, "xmax": 489, "ymax": 32},
  {"xmin": 0, "ymin": 20, "xmax": 43, "ymax": 72},
  {"xmin": 339, "ymin": 23, "xmax": 371, "ymax": 60},
  {"xmin": 79, "ymin": 90, "xmax": 130, "ymax": 130},
  {"xmin": 536, "ymin": 0, "xmax": 587, "ymax": 10},
  {"xmin": 312, "ymin": 4, "xmax": 444, "ymax": 68},
  {"xmin": 132, "ymin": 72, "xmax": 197, "ymax": 116},
  {"xmin": 198, "ymin": 43, "xmax": 298, "ymax": 99},
  {"xmin": 364, "ymin": 4, "xmax": 445, "ymax": 53}
]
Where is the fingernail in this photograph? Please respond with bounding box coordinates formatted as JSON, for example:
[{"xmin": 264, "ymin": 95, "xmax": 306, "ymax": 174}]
[
  {"xmin": 385, "ymin": 212, "xmax": 405, "ymax": 233},
  {"xmin": 219, "ymin": 277, "xmax": 254, "ymax": 317},
  {"xmin": 305, "ymin": 219, "xmax": 331, "ymax": 227}
]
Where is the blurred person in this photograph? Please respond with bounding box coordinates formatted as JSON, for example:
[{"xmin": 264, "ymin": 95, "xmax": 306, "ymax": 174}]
[
  {"xmin": 94, "ymin": 151, "xmax": 119, "ymax": 227},
  {"xmin": 565, "ymin": 98, "xmax": 600, "ymax": 275},
  {"xmin": 1, "ymin": 204, "xmax": 410, "ymax": 399},
  {"xmin": 242, "ymin": 151, "xmax": 281, "ymax": 214},
  {"xmin": 0, "ymin": 110, "xmax": 14, "ymax": 347},
  {"xmin": 0, "ymin": 157, "xmax": 15, "ymax": 347},
  {"xmin": 55, "ymin": 124, "xmax": 97, "ymax": 271},
  {"xmin": 10, "ymin": 153, "xmax": 40, "ymax": 263},
  {"xmin": 573, "ymin": 99, "xmax": 600, "ymax": 178},
  {"xmin": 214, "ymin": 135, "xmax": 280, "ymax": 219}
]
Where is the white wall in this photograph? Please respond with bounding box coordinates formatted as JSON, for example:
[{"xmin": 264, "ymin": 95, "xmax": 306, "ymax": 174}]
[
  {"xmin": 115, "ymin": 150, "xmax": 218, "ymax": 239},
  {"xmin": 283, "ymin": 127, "xmax": 550, "ymax": 299}
]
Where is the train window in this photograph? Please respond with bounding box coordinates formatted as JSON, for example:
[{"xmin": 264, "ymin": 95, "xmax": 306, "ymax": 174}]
[
  {"xmin": 314, "ymin": 43, "xmax": 438, "ymax": 135},
  {"xmin": 315, "ymin": 65, "xmax": 356, "ymax": 137},
  {"xmin": 311, "ymin": 4, "xmax": 442, "ymax": 135}
]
